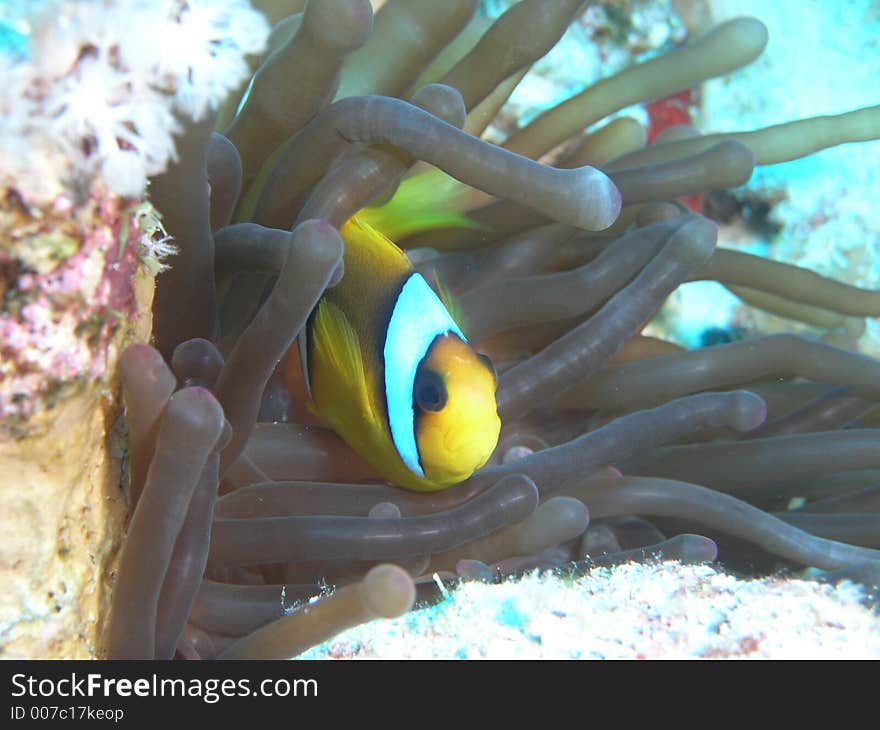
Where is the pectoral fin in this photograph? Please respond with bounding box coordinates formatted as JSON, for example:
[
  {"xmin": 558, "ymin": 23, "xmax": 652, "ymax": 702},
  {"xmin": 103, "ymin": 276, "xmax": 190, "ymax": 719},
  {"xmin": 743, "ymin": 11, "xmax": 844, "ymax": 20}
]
[{"xmin": 310, "ymin": 297, "xmax": 384, "ymax": 436}]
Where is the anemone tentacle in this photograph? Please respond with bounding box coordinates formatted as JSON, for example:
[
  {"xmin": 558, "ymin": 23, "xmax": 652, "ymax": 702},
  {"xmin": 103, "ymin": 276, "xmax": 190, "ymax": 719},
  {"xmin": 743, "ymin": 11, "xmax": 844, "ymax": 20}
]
[{"xmin": 100, "ymin": 0, "xmax": 880, "ymax": 659}]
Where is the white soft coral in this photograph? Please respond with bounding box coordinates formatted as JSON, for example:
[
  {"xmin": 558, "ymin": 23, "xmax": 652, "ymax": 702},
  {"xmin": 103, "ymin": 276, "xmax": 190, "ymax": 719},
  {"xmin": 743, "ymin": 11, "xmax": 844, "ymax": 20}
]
[
  {"xmin": 120, "ymin": 0, "xmax": 269, "ymax": 121},
  {"xmin": 0, "ymin": 0, "xmax": 269, "ymax": 202}
]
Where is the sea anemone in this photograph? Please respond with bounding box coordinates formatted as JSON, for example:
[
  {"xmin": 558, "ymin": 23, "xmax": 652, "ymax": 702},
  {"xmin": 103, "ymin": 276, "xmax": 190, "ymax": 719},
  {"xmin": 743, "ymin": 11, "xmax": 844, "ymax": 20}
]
[{"xmin": 104, "ymin": 0, "xmax": 880, "ymax": 659}]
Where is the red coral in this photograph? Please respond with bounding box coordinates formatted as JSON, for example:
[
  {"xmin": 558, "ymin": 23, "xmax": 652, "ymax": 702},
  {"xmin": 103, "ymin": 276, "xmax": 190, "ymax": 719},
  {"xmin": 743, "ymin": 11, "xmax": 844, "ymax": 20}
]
[{"xmin": 645, "ymin": 88, "xmax": 703, "ymax": 213}]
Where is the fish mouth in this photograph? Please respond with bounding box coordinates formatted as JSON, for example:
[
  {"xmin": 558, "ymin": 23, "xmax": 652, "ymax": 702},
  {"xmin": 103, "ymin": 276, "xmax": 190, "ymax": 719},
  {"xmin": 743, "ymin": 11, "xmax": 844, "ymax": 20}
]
[{"xmin": 445, "ymin": 419, "xmax": 501, "ymax": 474}]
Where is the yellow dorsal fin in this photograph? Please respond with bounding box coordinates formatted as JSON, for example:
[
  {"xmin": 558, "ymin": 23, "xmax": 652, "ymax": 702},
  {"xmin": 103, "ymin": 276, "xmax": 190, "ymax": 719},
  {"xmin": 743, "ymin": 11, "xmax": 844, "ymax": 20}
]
[
  {"xmin": 357, "ymin": 168, "xmax": 491, "ymax": 241},
  {"xmin": 434, "ymin": 273, "xmax": 468, "ymax": 335},
  {"xmin": 310, "ymin": 297, "xmax": 384, "ymax": 434}
]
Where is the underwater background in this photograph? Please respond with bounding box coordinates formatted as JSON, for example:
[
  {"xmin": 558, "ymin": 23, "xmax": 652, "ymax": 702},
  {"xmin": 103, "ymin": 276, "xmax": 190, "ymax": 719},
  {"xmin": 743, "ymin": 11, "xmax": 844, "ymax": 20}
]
[{"xmin": 478, "ymin": 0, "xmax": 880, "ymax": 356}]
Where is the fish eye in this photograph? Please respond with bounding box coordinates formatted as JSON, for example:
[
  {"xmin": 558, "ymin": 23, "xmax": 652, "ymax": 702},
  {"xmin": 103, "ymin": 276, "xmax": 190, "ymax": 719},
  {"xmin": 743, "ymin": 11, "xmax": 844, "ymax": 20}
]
[{"xmin": 413, "ymin": 370, "xmax": 447, "ymax": 412}]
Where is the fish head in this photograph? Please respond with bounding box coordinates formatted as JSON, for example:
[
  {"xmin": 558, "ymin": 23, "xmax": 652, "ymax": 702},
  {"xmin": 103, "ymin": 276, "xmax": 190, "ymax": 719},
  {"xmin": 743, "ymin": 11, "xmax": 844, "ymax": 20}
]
[{"xmin": 413, "ymin": 333, "xmax": 501, "ymax": 487}]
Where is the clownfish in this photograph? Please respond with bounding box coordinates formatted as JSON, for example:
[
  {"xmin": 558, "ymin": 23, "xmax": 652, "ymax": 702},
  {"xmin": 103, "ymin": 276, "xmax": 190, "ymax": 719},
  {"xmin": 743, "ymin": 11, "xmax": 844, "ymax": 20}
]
[{"xmin": 288, "ymin": 216, "xmax": 500, "ymax": 492}]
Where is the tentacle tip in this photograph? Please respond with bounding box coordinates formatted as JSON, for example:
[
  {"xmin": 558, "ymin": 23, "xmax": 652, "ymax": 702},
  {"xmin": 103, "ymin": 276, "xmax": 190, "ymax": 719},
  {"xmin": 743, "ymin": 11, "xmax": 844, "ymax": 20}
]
[
  {"xmin": 182, "ymin": 384, "xmax": 216, "ymax": 401},
  {"xmin": 676, "ymin": 534, "xmax": 719, "ymax": 564},
  {"xmin": 600, "ymin": 466, "xmax": 624, "ymax": 480},
  {"xmin": 571, "ymin": 166, "xmax": 623, "ymax": 230},
  {"xmin": 299, "ymin": 217, "xmax": 338, "ymax": 236},
  {"xmin": 732, "ymin": 16, "xmax": 770, "ymax": 47},
  {"xmin": 730, "ymin": 389, "xmax": 768, "ymax": 432},
  {"xmin": 121, "ymin": 342, "xmax": 155, "ymax": 360},
  {"xmin": 736, "ymin": 390, "xmax": 767, "ymax": 431},
  {"xmin": 502, "ymin": 445, "xmax": 534, "ymax": 464},
  {"xmin": 545, "ymin": 496, "xmax": 590, "ymax": 534},
  {"xmin": 167, "ymin": 385, "xmax": 226, "ymax": 437},
  {"xmin": 455, "ymin": 559, "xmax": 494, "ymax": 582},
  {"xmin": 120, "ymin": 343, "xmax": 163, "ymax": 372},
  {"xmin": 172, "ymin": 337, "xmax": 215, "ymax": 354},
  {"xmin": 700, "ymin": 215, "xmax": 721, "ymax": 240},
  {"xmin": 713, "ymin": 140, "xmax": 757, "ymax": 184},
  {"xmin": 411, "ymin": 83, "xmax": 467, "ymax": 128},
  {"xmin": 119, "ymin": 343, "xmax": 174, "ymax": 387},
  {"xmin": 368, "ymin": 501, "xmax": 402, "ymax": 519},
  {"xmin": 295, "ymin": 218, "xmax": 346, "ymax": 270},
  {"xmin": 361, "ymin": 564, "xmax": 416, "ymax": 619},
  {"xmin": 327, "ymin": 261, "xmax": 345, "ymax": 287},
  {"xmin": 170, "ymin": 338, "xmax": 223, "ymax": 376},
  {"xmin": 671, "ymin": 213, "xmax": 719, "ymax": 266},
  {"xmin": 499, "ymin": 473, "xmax": 541, "ymax": 512},
  {"xmin": 216, "ymin": 419, "xmax": 234, "ymax": 452},
  {"xmin": 610, "ymin": 181, "xmax": 623, "ymax": 218},
  {"xmin": 307, "ymin": 0, "xmax": 374, "ymax": 52}
]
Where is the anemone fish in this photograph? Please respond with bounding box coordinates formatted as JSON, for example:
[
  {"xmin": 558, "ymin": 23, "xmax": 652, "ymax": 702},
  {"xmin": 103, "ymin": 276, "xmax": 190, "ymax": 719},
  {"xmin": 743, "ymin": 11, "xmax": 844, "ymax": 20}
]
[{"xmin": 290, "ymin": 216, "xmax": 501, "ymax": 492}]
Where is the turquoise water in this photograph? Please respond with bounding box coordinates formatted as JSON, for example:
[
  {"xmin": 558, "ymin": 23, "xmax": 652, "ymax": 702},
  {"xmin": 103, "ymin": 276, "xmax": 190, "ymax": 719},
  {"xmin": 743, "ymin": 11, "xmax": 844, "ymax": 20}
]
[{"xmin": 0, "ymin": 3, "xmax": 29, "ymax": 62}]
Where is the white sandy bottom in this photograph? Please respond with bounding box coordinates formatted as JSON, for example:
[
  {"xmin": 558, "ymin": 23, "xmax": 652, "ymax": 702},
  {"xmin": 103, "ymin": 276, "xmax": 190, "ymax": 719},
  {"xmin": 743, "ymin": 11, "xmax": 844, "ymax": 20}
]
[{"xmin": 298, "ymin": 562, "xmax": 880, "ymax": 659}]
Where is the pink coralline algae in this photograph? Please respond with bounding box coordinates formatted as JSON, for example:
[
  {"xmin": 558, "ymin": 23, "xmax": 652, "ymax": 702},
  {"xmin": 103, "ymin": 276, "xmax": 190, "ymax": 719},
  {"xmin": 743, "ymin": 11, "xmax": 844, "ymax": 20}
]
[
  {"xmin": 0, "ymin": 185, "xmax": 165, "ymax": 425},
  {"xmin": 0, "ymin": 0, "xmax": 268, "ymax": 430}
]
